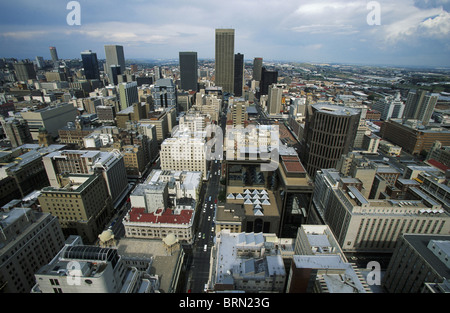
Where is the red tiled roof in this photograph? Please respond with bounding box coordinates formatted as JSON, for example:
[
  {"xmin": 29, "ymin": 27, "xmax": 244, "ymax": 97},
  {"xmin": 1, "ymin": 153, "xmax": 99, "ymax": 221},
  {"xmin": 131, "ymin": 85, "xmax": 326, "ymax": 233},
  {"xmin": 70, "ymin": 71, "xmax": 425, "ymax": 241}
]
[{"xmin": 128, "ymin": 207, "xmax": 193, "ymax": 225}]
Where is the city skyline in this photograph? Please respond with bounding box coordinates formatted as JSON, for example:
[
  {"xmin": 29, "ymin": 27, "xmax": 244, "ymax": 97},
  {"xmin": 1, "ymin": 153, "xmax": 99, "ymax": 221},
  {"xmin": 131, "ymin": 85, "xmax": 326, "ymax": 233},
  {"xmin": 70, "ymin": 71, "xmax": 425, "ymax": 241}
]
[{"xmin": 0, "ymin": 0, "xmax": 449, "ymax": 68}]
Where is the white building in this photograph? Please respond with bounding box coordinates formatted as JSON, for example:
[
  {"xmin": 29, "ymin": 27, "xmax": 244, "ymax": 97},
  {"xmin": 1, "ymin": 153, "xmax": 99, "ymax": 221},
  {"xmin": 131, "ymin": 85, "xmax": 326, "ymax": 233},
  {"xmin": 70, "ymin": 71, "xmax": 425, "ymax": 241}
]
[
  {"xmin": 372, "ymin": 92, "xmax": 405, "ymax": 121},
  {"xmin": 207, "ymin": 230, "xmax": 286, "ymax": 292},
  {"xmin": 32, "ymin": 236, "xmax": 159, "ymax": 293}
]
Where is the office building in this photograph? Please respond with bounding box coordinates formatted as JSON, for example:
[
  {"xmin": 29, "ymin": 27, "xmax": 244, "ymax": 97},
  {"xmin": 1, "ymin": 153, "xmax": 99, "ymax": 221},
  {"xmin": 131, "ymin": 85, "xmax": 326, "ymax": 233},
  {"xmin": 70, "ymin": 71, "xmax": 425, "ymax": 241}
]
[
  {"xmin": 253, "ymin": 57, "xmax": 263, "ymax": 82},
  {"xmin": 383, "ymin": 234, "xmax": 450, "ymax": 293},
  {"xmin": 229, "ymin": 100, "xmax": 248, "ymax": 126},
  {"xmin": 234, "ymin": 53, "xmax": 244, "ymax": 97},
  {"xmin": 43, "ymin": 149, "xmax": 128, "ymax": 204},
  {"xmin": 215, "ymin": 29, "xmax": 235, "ymax": 94},
  {"xmin": 32, "ymin": 236, "xmax": 160, "ymax": 293},
  {"xmin": 153, "ymin": 78, "xmax": 177, "ymax": 108},
  {"xmin": 38, "ymin": 173, "xmax": 114, "ymax": 244},
  {"xmin": 372, "ymin": 92, "xmax": 405, "ymax": 121},
  {"xmin": 160, "ymin": 133, "xmax": 207, "ymax": 179},
  {"xmin": 19, "ymin": 102, "xmax": 79, "ymax": 140},
  {"xmin": 104, "ymin": 45, "xmax": 125, "ymax": 84},
  {"xmin": 13, "ymin": 61, "xmax": 36, "ymax": 82},
  {"xmin": 118, "ymin": 81, "xmax": 138, "ymax": 111},
  {"xmin": 311, "ymin": 168, "xmax": 450, "ymax": 253},
  {"xmin": 81, "ymin": 50, "xmax": 100, "ymax": 80},
  {"xmin": 380, "ymin": 119, "xmax": 450, "ymax": 155},
  {"xmin": 179, "ymin": 52, "xmax": 198, "ymax": 92},
  {"xmin": 49, "ymin": 46, "xmax": 59, "ymax": 63},
  {"xmin": 0, "ymin": 208, "xmax": 65, "ymax": 293},
  {"xmin": 0, "ymin": 116, "xmax": 33, "ymax": 147},
  {"xmin": 206, "ymin": 230, "xmax": 286, "ymax": 292},
  {"xmin": 404, "ymin": 90, "xmax": 439, "ymax": 126},
  {"xmin": 259, "ymin": 67, "xmax": 278, "ymax": 96},
  {"xmin": 300, "ymin": 104, "xmax": 360, "ymax": 178},
  {"xmin": 268, "ymin": 84, "xmax": 283, "ymax": 115}
]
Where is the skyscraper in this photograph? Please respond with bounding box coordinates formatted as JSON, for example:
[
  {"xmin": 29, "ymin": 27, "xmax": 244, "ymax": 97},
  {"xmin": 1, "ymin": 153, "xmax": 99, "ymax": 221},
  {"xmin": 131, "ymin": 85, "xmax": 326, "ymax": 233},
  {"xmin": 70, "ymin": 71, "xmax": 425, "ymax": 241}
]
[
  {"xmin": 259, "ymin": 67, "xmax": 278, "ymax": 97},
  {"xmin": 81, "ymin": 50, "xmax": 100, "ymax": 80},
  {"xmin": 234, "ymin": 53, "xmax": 244, "ymax": 97},
  {"xmin": 403, "ymin": 89, "xmax": 439, "ymax": 126},
  {"xmin": 49, "ymin": 46, "xmax": 58, "ymax": 63},
  {"xmin": 253, "ymin": 57, "xmax": 263, "ymax": 82},
  {"xmin": 215, "ymin": 29, "xmax": 235, "ymax": 94},
  {"xmin": 300, "ymin": 104, "xmax": 360, "ymax": 178},
  {"xmin": 104, "ymin": 45, "xmax": 125, "ymax": 84},
  {"xmin": 268, "ymin": 84, "xmax": 282, "ymax": 115},
  {"xmin": 179, "ymin": 51, "xmax": 198, "ymax": 91}
]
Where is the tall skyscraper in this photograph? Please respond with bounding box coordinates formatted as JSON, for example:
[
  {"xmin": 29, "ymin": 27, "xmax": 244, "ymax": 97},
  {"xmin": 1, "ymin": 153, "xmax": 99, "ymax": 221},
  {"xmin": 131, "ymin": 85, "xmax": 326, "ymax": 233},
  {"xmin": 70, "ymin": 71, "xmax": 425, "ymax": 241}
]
[
  {"xmin": 49, "ymin": 46, "xmax": 59, "ymax": 63},
  {"xmin": 234, "ymin": 53, "xmax": 244, "ymax": 97},
  {"xmin": 104, "ymin": 45, "xmax": 125, "ymax": 84},
  {"xmin": 259, "ymin": 67, "xmax": 278, "ymax": 97},
  {"xmin": 179, "ymin": 51, "xmax": 198, "ymax": 91},
  {"xmin": 215, "ymin": 29, "xmax": 235, "ymax": 94},
  {"xmin": 300, "ymin": 104, "xmax": 360, "ymax": 178},
  {"xmin": 268, "ymin": 84, "xmax": 282, "ymax": 115},
  {"xmin": 253, "ymin": 57, "xmax": 263, "ymax": 82},
  {"xmin": 81, "ymin": 50, "xmax": 100, "ymax": 80},
  {"xmin": 403, "ymin": 89, "xmax": 439, "ymax": 126}
]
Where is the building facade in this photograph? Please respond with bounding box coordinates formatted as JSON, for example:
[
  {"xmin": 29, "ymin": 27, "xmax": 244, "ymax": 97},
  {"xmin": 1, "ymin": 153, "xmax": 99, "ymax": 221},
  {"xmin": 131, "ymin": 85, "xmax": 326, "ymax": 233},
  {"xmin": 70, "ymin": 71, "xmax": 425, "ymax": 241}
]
[{"xmin": 215, "ymin": 29, "xmax": 235, "ymax": 94}]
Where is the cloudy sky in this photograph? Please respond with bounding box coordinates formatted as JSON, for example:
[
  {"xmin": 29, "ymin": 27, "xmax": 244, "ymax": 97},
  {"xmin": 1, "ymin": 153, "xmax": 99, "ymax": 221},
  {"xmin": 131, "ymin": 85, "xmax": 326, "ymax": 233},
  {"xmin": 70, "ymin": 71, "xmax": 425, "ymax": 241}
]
[{"xmin": 0, "ymin": 0, "xmax": 449, "ymax": 67}]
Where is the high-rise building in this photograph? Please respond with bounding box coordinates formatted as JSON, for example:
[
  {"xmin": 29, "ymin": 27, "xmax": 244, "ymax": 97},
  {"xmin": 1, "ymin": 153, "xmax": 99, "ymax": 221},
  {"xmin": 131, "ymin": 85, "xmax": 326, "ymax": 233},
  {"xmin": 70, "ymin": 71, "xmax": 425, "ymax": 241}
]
[
  {"xmin": 13, "ymin": 61, "xmax": 36, "ymax": 82},
  {"xmin": 300, "ymin": 104, "xmax": 360, "ymax": 178},
  {"xmin": 118, "ymin": 81, "xmax": 138, "ymax": 111},
  {"xmin": 38, "ymin": 172, "xmax": 114, "ymax": 244},
  {"xmin": 179, "ymin": 52, "xmax": 198, "ymax": 92},
  {"xmin": 81, "ymin": 50, "xmax": 100, "ymax": 80},
  {"xmin": 233, "ymin": 53, "xmax": 244, "ymax": 97},
  {"xmin": 152, "ymin": 78, "xmax": 177, "ymax": 108},
  {"xmin": 49, "ymin": 46, "xmax": 59, "ymax": 64},
  {"xmin": 0, "ymin": 116, "xmax": 33, "ymax": 147},
  {"xmin": 268, "ymin": 84, "xmax": 283, "ymax": 115},
  {"xmin": 215, "ymin": 29, "xmax": 235, "ymax": 94},
  {"xmin": 403, "ymin": 89, "xmax": 439, "ymax": 126},
  {"xmin": 372, "ymin": 92, "xmax": 405, "ymax": 121},
  {"xmin": 259, "ymin": 67, "xmax": 278, "ymax": 97},
  {"xmin": 104, "ymin": 45, "xmax": 125, "ymax": 84},
  {"xmin": 383, "ymin": 234, "xmax": 450, "ymax": 293},
  {"xmin": 0, "ymin": 208, "xmax": 65, "ymax": 293},
  {"xmin": 253, "ymin": 57, "xmax": 263, "ymax": 82}
]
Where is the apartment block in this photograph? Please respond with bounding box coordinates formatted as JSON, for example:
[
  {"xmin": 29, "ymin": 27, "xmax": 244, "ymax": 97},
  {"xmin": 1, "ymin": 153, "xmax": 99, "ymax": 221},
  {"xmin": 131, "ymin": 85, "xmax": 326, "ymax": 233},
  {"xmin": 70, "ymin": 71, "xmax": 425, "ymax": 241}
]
[{"xmin": 0, "ymin": 208, "xmax": 65, "ymax": 293}]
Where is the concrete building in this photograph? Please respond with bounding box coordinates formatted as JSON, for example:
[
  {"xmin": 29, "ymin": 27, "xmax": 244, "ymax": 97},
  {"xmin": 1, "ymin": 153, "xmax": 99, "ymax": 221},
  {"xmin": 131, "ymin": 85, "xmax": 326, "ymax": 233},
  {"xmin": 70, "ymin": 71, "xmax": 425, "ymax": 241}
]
[
  {"xmin": 153, "ymin": 78, "xmax": 177, "ymax": 108},
  {"xmin": 32, "ymin": 236, "xmax": 160, "ymax": 293},
  {"xmin": 215, "ymin": 29, "xmax": 235, "ymax": 94},
  {"xmin": 207, "ymin": 230, "xmax": 286, "ymax": 292},
  {"xmin": 0, "ymin": 208, "xmax": 65, "ymax": 293},
  {"xmin": 179, "ymin": 52, "xmax": 198, "ymax": 92},
  {"xmin": 380, "ymin": 119, "xmax": 450, "ymax": 155},
  {"xmin": 43, "ymin": 149, "xmax": 128, "ymax": 205},
  {"xmin": 20, "ymin": 102, "xmax": 79, "ymax": 140},
  {"xmin": 300, "ymin": 103, "xmax": 360, "ymax": 179},
  {"xmin": 253, "ymin": 57, "xmax": 263, "ymax": 82},
  {"xmin": 118, "ymin": 81, "xmax": 138, "ymax": 111},
  {"xmin": 268, "ymin": 84, "xmax": 283, "ymax": 115},
  {"xmin": 404, "ymin": 89, "xmax": 439, "ymax": 126},
  {"xmin": 104, "ymin": 45, "xmax": 125, "ymax": 84},
  {"xmin": 38, "ymin": 173, "xmax": 114, "ymax": 244},
  {"xmin": 0, "ymin": 116, "xmax": 34, "ymax": 147},
  {"xmin": 383, "ymin": 234, "xmax": 450, "ymax": 293},
  {"xmin": 13, "ymin": 61, "xmax": 36, "ymax": 82},
  {"xmin": 372, "ymin": 92, "xmax": 405, "ymax": 121},
  {"xmin": 311, "ymin": 168, "xmax": 450, "ymax": 253},
  {"xmin": 160, "ymin": 133, "xmax": 207, "ymax": 179}
]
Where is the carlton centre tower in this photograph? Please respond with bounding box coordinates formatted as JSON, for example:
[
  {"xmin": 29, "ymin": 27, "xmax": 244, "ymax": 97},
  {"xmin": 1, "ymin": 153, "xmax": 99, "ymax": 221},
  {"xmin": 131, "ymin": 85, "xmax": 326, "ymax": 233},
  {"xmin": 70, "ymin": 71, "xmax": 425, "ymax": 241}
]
[{"xmin": 215, "ymin": 29, "xmax": 235, "ymax": 94}]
